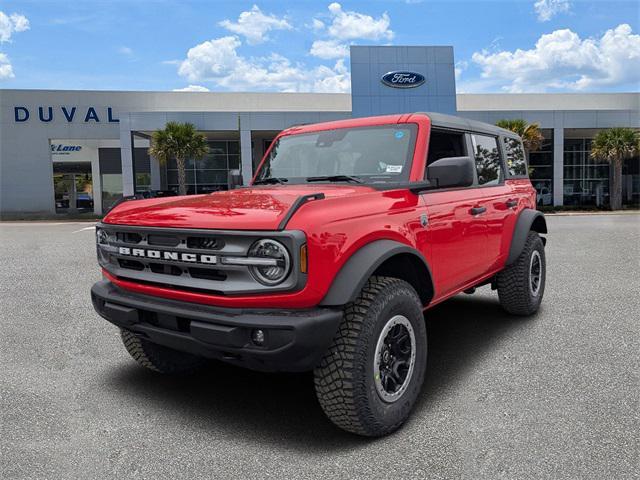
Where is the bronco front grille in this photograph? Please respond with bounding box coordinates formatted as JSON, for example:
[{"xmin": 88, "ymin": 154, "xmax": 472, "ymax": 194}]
[
  {"xmin": 186, "ymin": 236, "xmax": 223, "ymax": 250},
  {"xmin": 116, "ymin": 232, "xmax": 143, "ymax": 244},
  {"xmin": 147, "ymin": 234, "xmax": 180, "ymax": 247},
  {"xmin": 96, "ymin": 223, "xmax": 306, "ymax": 295}
]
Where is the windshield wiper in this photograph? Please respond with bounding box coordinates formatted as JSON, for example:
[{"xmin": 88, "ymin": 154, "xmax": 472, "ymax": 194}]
[
  {"xmin": 306, "ymin": 175, "xmax": 363, "ymax": 184},
  {"xmin": 253, "ymin": 177, "xmax": 288, "ymax": 185}
]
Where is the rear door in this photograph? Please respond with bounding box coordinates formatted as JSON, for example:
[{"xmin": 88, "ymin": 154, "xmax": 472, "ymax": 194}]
[
  {"xmin": 469, "ymin": 133, "xmax": 514, "ymax": 272},
  {"xmin": 497, "ymin": 135, "xmax": 536, "ymax": 266}
]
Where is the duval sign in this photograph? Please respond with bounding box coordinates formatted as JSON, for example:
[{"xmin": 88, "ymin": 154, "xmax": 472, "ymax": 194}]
[
  {"xmin": 14, "ymin": 106, "xmax": 119, "ymax": 123},
  {"xmin": 381, "ymin": 71, "xmax": 426, "ymax": 89}
]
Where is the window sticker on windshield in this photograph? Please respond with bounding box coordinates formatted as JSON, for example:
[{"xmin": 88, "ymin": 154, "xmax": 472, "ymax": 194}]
[
  {"xmin": 386, "ymin": 165, "xmax": 403, "ymax": 173},
  {"xmin": 394, "ymin": 131, "xmax": 405, "ymax": 139}
]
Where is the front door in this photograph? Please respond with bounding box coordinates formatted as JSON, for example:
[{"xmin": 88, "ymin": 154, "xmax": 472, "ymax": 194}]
[{"xmin": 423, "ymin": 188, "xmax": 489, "ymax": 298}]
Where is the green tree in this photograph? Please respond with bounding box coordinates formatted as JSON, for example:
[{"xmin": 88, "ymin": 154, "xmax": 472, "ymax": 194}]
[
  {"xmin": 590, "ymin": 127, "xmax": 640, "ymax": 210},
  {"xmin": 148, "ymin": 122, "xmax": 209, "ymax": 195},
  {"xmin": 496, "ymin": 119, "xmax": 544, "ymax": 153}
]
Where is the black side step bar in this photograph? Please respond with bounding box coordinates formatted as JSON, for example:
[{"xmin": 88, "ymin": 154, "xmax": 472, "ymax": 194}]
[{"xmin": 277, "ymin": 193, "xmax": 325, "ymax": 230}]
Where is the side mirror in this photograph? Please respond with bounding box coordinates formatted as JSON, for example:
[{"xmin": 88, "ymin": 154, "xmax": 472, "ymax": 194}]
[
  {"xmin": 426, "ymin": 156, "xmax": 475, "ymax": 189},
  {"xmin": 227, "ymin": 169, "xmax": 244, "ymax": 190}
]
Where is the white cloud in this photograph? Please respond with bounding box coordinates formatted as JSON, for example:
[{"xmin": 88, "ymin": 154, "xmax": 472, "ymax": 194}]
[
  {"xmin": 118, "ymin": 46, "xmax": 133, "ymax": 56},
  {"xmin": 311, "ymin": 59, "xmax": 350, "ymax": 93},
  {"xmin": 534, "ymin": 0, "xmax": 571, "ymax": 22},
  {"xmin": 454, "ymin": 60, "xmax": 468, "ymax": 81},
  {"xmin": 219, "ymin": 5, "xmax": 291, "ymax": 45},
  {"xmin": 308, "ymin": 3, "xmax": 393, "ymax": 59},
  {"xmin": 311, "ymin": 18, "xmax": 325, "ymax": 32},
  {"xmin": 471, "ymin": 24, "xmax": 640, "ymax": 92},
  {"xmin": 0, "ymin": 52, "xmax": 14, "ymax": 79},
  {"xmin": 310, "ymin": 39, "xmax": 349, "ymax": 60},
  {"xmin": 177, "ymin": 35, "xmax": 350, "ymax": 93},
  {"xmin": 0, "ymin": 11, "xmax": 28, "ymax": 80},
  {"xmin": 324, "ymin": 3, "xmax": 393, "ymax": 41},
  {"xmin": 0, "ymin": 11, "xmax": 29, "ymax": 43},
  {"xmin": 178, "ymin": 36, "xmax": 243, "ymax": 82},
  {"xmin": 173, "ymin": 85, "xmax": 210, "ymax": 92},
  {"xmin": 178, "ymin": 5, "xmax": 398, "ymax": 92}
]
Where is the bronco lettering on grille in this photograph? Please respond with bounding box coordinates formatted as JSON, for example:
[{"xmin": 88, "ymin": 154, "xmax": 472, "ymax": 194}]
[{"xmin": 118, "ymin": 246, "xmax": 217, "ymax": 264}]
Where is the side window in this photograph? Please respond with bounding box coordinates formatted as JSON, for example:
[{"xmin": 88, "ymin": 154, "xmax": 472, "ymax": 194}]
[
  {"xmin": 426, "ymin": 129, "xmax": 466, "ymax": 166},
  {"xmin": 503, "ymin": 137, "xmax": 527, "ymax": 176},
  {"xmin": 471, "ymin": 134, "xmax": 503, "ymax": 186}
]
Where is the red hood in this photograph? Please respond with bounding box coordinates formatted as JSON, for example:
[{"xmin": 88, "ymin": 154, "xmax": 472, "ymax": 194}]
[{"xmin": 103, "ymin": 185, "xmax": 377, "ymax": 230}]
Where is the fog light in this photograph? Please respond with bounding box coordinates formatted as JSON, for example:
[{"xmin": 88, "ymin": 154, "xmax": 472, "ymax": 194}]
[{"xmin": 251, "ymin": 329, "xmax": 265, "ymax": 346}]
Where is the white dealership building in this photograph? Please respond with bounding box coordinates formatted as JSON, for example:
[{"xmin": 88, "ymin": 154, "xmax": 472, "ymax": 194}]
[{"xmin": 1, "ymin": 45, "xmax": 638, "ymax": 217}]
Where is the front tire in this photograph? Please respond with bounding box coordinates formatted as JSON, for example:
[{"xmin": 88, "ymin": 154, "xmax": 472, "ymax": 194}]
[
  {"xmin": 120, "ymin": 329, "xmax": 207, "ymax": 374},
  {"xmin": 313, "ymin": 276, "xmax": 427, "ymax": 437},
  {"xmin": 497, "ymin": 231, "xmax": 546, "ymax": 315}
]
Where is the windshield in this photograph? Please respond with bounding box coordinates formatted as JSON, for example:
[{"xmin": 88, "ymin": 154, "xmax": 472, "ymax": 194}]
[{"xmin": 254, "ymin": 124, "xmax": 418, "ymax": 185}]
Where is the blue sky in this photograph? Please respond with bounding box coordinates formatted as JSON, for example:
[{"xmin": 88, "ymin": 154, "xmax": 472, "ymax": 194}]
[{"xmin": 0, "ymin": 0, "xmax": 638, "ymax": 93}]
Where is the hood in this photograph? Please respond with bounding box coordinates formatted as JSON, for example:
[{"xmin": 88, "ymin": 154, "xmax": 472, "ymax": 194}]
[{"xmin": 103, "ymin": 185, "xmax": 377, "ymax": 230}]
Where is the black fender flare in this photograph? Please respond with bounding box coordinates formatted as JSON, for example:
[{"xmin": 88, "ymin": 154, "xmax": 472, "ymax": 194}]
[
  {"xmin": 506, "ymin": 208, "xmax": 548, "ymax": 265},
  {"xmin": 319, "ymin": 239, "xmax": 433, "ymax": 307}
]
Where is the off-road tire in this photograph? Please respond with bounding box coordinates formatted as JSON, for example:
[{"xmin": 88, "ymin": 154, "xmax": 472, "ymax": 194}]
[
  {"xmin": 120, "ymin": 329, "xmax": 207, "ymax": 374},
  {"xmin": 497, "ymin": 231, "xmax": 546, "ymax": 315},
  {"xmin": 313, "ymin": 276, "xmax": 427, "ymax": 437}
]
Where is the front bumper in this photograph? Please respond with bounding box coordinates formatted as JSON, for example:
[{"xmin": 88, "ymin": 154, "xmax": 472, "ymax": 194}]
[{"xmin": 91, "ymin": 280, "xmax": 342, "ymax": 372}]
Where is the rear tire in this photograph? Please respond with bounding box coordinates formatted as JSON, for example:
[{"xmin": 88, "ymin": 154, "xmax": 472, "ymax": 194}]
[
  {"xmin": 497, "ymin": 231, "xmax": 546, "ymax": 315},
  {"xmin": 120, "ymin": 329, "xmax": 207, "ymax": 374},
  {"xmin": 313, "ymin": 276, "xmax": 427, "ymax": 437}
]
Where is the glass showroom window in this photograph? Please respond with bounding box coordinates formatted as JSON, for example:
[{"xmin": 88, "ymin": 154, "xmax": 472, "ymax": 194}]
[
  {"xmin": 166, "ymin": 141, "xmax": 240, "ymax": 194},
  {"xmin": 130, "ymin": 133, "xmax": 152, "ymax": 193},
  {"xmin": 133, "ymin": 148, "xmax": 151, "ymax": 193},
  {"xmin": 622, "ymin": 153, "xmax": 639, "ymax": 207},
  {"xmin": 99, "ymin": 148, "xmax": 123, "ymax": 212},
  {"xmin": 564, "ymin": 138, "xmax": 610, "ymax": 207},
  {"xmin": 529, "ymin": 129, "xmax": 553, "ymax": 207}
]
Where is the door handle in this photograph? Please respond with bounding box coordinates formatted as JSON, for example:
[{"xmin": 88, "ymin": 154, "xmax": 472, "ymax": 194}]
[
  {"xmin": 469, "ymin": 206, "xmax": 486, "ymax": 215},
  {"xmin": 506, "ymin": 199, "xmax": 518, "ymax": 208}
]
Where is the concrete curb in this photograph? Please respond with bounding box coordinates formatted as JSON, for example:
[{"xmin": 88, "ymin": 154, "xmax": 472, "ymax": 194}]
[{"xmin": 544, "ymin": 211, "xmax": 640, "ymax": 216}]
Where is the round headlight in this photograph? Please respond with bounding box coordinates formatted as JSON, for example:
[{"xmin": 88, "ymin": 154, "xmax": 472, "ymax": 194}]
[{"xmin": 248, "ymin": 239, "xmax": 291, "ymax": 286}]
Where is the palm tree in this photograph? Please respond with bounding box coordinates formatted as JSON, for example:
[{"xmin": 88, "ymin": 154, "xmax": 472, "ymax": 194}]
[
  {"xmin": 496, "ymin": 119, "xmax": 544, "ymax": 153},
  {"xmin": 148, "ymin": 122, "xmax": 209, "ymax": 195},
  {"xmin": 590, "ymin": 128, "xmax": 640, "ymax": 210}
]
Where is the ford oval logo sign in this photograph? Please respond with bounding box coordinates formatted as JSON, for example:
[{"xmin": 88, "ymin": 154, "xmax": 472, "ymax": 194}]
[{"xmin": 381, "ymin": 71, "xmax": 426, "ymax": 89}]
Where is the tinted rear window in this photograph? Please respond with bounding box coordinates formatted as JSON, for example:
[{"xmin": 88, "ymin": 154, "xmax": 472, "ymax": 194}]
[
  {"xmin": 471, "ymin": 134, "xmax": 503, "ymax": 186},
  {"xmin": 503, "ymin": 137, "xmax": 527, "ymax": 176}
]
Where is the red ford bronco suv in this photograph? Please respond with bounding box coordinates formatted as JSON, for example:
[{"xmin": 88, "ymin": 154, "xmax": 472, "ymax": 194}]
[{"xmin": 91, "ymin": 112, "xmax": 547, "ymax": 437}]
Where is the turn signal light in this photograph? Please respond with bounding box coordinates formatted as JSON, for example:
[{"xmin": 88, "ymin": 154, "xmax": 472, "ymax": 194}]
[{"xmin": 300, "ymin": 244, "xmax": 308, "ymax": 273}]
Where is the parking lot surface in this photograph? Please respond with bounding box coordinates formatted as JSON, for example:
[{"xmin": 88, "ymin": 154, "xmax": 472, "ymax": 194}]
[{"xmin": 1, "ymin": 215, "xmax": 638, "ymax": 479}]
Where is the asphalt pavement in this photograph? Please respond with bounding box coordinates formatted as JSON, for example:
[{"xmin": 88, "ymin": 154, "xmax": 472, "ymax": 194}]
[{"xmin": 1, "ymin": 215, "xmax": 638, "ymax": 479}]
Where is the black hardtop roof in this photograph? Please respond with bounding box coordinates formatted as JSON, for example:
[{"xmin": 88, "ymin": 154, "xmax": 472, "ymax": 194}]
[{"xmin": 417, "ymin": 112, "xmax": 519, "ymax": 139}]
